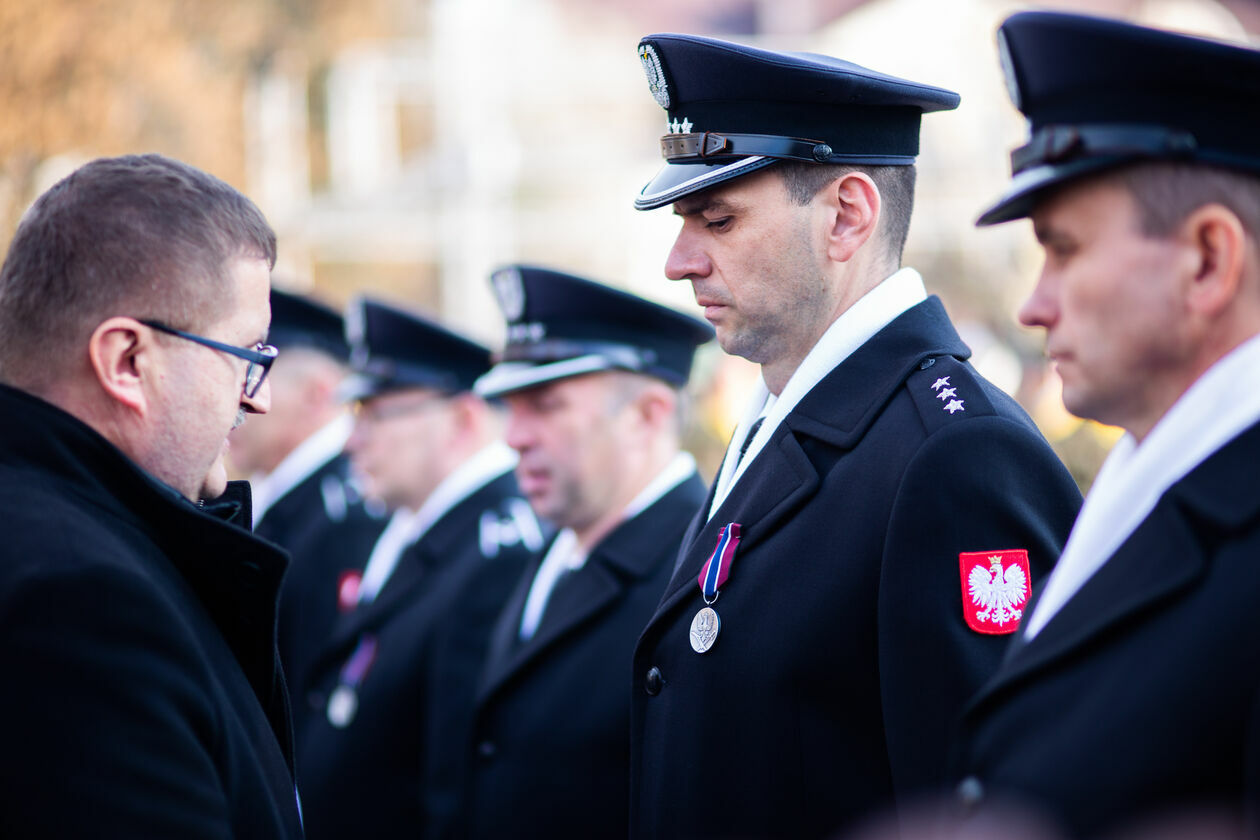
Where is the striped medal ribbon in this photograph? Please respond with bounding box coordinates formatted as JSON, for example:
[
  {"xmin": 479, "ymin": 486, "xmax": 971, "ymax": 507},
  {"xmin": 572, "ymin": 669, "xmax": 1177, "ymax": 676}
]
[{"xmin": 690, "ymin": 523, "xmax": 740, "ymax": 654}]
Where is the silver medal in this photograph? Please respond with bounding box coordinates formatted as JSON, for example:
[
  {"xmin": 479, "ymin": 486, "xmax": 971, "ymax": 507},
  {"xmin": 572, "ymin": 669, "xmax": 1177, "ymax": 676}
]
[
  {"xmin": 326, "ymin": 684, "xmax": 359, "ymax": 728},
  {"xmin": 689, "ymin": 606, "xmax": 720, "ymax": 653}
]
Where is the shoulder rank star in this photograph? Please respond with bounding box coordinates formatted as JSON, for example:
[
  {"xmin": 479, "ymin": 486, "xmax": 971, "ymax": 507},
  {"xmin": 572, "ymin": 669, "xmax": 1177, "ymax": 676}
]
[
  {"xmin": 932, "ymin": 376, "xmax": 964, "ymax": 414},
  {"xmin": 691, "ymin": 523, "xmax": 740, "ymax": 653},
  {"xmin": 958, "ymin": 549, "xmax": 1031, "ymax": 634}
]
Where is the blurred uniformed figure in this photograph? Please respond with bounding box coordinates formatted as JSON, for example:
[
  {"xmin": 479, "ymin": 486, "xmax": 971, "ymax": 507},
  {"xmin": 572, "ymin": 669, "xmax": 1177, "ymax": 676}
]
[
  {"xmin": 420, "ymin": 265, "xmax": 713, "ymax": 839},
  {"xmin": 952, "ymin": 12, "xmax": 1260, "ymax": 837},
  {"xmin": 628, "ymin": 34, "xmax": 1083, "ymax": 838},
  {"xmin": 296, "ymin": 297, "xmax": 543, "ymax": 840},
  {"xmin": 227, "ymin": 288, "xmax": 386, "ymax": 735}
]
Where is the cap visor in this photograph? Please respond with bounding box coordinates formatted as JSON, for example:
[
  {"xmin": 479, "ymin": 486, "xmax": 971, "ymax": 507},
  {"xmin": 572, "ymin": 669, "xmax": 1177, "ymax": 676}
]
[
  {"xmin": 635, "ymin": 156, "xmax": 778, "ymax": 210},
  {"xmin": 976, "ymin": 155, "xmax": 1134, "ymax": 226},
  {"xmin": 475, "ymin": 356, "xmax": 620, "ymax": 399}
]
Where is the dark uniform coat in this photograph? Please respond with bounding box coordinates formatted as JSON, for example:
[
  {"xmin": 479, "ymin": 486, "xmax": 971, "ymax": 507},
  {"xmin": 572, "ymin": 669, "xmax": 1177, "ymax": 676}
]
[
  {"xmin": 256, "ymin": 450, "xmax": 385, "ymax": 738},
  {"xmin": 630, "ymin": 298, "xmax": 1083, "ymax": 839},
  {"xmin": 953, "ymin": 419, "xmax": 1260, "ymax": 838},
  {"xmin": 424, "ymin": 473, "xmax": 707, "ymax": 840},
  {"xmin": 0, "ymin": 384, "xmax": 303, "ymax": 839},
  {"xmin": 297, "ymin": 469, "xmax": 537, "ymax": 840}
]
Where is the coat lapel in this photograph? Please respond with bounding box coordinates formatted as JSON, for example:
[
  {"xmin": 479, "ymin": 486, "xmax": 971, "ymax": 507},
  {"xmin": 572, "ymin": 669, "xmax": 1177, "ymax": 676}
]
[
  {"xmin": 660, "ymin": 431, "xmax": 819, "ymax": 608},
  {"xmin": 479, "ymin": 474, "xmax": 706, "ymax": 704},
  {"xmin": 478, "ymin": 559, "xmax": 624, "ymax": 704},
  {"xmin": 657, "ymin": 297, "xmax": 972, "ymax": 614},
  {"xmin": 315, "ymin": 470, "xmax": 518, "ymax": 676}
]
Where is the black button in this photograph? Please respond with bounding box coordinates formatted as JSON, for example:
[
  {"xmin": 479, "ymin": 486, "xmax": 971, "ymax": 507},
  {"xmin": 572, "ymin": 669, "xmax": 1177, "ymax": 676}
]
[
  {"xmin": 645, "ymin": 666, "xmax": 664, "ymax": 696},
  {"xmin": 956, "ymin": 776, "xmax": 984, "ymax": 810},
  {"xmin": 478, "ymin": 740, "xmax": 497, "ymax": 759}
]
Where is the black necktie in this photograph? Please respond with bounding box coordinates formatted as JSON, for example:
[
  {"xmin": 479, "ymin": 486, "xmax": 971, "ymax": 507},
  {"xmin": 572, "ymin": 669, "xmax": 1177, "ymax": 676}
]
[{"xmin": 735, "ymin": 417, "xmax": 765, "ymax": 469}]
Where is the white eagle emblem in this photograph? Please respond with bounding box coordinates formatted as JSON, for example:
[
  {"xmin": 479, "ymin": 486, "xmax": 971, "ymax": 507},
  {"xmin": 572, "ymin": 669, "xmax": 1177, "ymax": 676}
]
[
  {"xmin": 968, "ymin": 555, "xmax": 1028, "ymax": 627},
  {"xmin": 639, "ymin": 43, "xmax": 670, "ymax": 109}
]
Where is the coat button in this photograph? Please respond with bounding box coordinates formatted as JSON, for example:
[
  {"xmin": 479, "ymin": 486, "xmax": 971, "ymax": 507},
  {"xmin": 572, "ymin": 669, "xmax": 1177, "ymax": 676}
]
[
  {"xmin": 645, "ymin": 666, "xmax": 664, "ymax": 696},
  {"xmin": 956, "ymin": 776, "xmax": 984, "ymax": 811},
  {"xmin": 477, "ymin": 740, "xmax": 497, "ymax": 760}
]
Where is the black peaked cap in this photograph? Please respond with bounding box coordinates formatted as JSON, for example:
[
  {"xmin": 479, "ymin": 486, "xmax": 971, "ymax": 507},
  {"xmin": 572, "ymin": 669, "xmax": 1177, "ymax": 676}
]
[
  {"xmin": 475, "ymin": 264, "xmax": 714, "ymax": 398},
  {"xmin": 267, "ymin": 289, "xmax": 350, "ymax": 362},
  {"xmin": 979, "ymin": 11, "xmax": 1260, "ymax": 225},
  {"xmin": 343, "ymin": 297, "xmax": 491, "ymax": 399},
  {"xmin": 635, "ymin": 32, "xmax": 959, "ymax": 210}
]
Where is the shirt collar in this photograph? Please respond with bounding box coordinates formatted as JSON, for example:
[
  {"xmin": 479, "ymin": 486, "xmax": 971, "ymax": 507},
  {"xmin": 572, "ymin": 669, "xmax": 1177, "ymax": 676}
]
[{"xmin": 708, "ymin": 267, "xmax": 927, "ymax": 520}]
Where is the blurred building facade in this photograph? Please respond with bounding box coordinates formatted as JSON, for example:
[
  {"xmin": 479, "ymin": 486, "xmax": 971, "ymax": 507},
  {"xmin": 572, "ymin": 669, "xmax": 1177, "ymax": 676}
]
[{"xmin": 1, "ymin": 0, "xmax": 1254, "ymax": 484}]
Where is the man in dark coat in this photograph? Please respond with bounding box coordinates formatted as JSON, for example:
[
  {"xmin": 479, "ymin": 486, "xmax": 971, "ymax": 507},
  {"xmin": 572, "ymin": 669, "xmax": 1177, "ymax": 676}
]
[
  {"xmin": 420, "ymin": 265, "xmax": 714, "ymax": 839},
  {"xmin": 0, "ymin": 154, "xmax": 303, "ymax": 837},
  {"xmin": 951, "ymin": 13, "xmax": 1260, "ymax": 838},
  {"xmin": 627, "ymin": 35, "xmax": 1083, "ymax": 838},
  {"xmin": 296, "ymin": 296, "xmax": 545, "ymax": 840},
  {"xmin": 228, "ymin": 288, "xmax": 386, "ymax": 735}
]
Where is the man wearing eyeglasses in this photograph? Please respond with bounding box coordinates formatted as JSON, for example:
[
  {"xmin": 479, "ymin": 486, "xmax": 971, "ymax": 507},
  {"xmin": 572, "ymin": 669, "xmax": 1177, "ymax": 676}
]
[
  {"xmin": 295, "ymin": 296, "xmax": 546, "ymax": 840},
  {"xmin": 0, "ymin": 154, "xmax": 302, "ymax": 837}
]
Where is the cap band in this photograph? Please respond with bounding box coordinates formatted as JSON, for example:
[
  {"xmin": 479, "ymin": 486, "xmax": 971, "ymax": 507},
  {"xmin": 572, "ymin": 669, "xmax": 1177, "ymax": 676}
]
[
  {"xmin": 1011, "ymin": 124, "xmax": 1198, "ymax": 174},
  {"xmin": 662, "ymin": 132, "xmax": 837, "ymax": 164}
]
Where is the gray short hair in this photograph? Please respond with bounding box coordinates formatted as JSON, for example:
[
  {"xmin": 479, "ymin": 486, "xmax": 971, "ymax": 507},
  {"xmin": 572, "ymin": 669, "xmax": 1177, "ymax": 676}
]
[
  {"xmin": 1108, "ymin": 161, "xmax": 1260, "ymax": 240},
  {"xmin": 0, "ymin": 154, "xmax": 276, "ymax": 386}
]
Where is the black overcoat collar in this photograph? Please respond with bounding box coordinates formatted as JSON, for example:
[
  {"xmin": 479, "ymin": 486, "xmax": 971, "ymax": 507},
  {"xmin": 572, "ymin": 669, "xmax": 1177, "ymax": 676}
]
[
  {"xmin": 969, "ymin": 419, "xmax": 1260, "ymax": 712},
  {"xmin": 660, "ymin": 297, "xmax": 970, "ymax": 610},
  {"xmin": 0, "ymin": 384, "xmax": 289, "ymax": 740},
  {"xmin": 478, "ymin": 472, "xmax": 707, "ymax": 704}
]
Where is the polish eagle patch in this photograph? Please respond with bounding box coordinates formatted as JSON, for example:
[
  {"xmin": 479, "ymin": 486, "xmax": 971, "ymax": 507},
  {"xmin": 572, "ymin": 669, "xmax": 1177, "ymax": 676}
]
[{"xmin": 959, "ymin": 549, "xmax": 1030, "ymax": 634}]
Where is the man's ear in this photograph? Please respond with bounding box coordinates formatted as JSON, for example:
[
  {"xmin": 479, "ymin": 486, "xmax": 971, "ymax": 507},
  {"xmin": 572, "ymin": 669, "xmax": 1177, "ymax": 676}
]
[
  {"xmin": 87, "ymin": 317, "xmax": 150, "ymax": 415},
  {"xmin": 821, "ymin": 171, "xmax": 882, "ymax": 263},
  {"xmin": 634, "ymin": 381, "xmax": 677, "ymax": 434},
  {"xmin": 1182, "ymin": 204, "xmax": 1246, "ymax": 320}
]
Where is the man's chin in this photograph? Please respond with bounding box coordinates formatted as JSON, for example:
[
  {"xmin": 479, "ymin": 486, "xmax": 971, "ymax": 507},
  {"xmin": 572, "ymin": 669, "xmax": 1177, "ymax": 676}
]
[{"xmin": 199, "ymin": 457, "xmax": 230, "ymax": 502}]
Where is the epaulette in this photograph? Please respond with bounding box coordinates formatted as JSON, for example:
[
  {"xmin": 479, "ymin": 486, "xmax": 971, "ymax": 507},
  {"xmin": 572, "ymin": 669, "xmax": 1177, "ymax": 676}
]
[{"xmin": 904, "ymin": 355, "xmax": 998, "ymax": 434}]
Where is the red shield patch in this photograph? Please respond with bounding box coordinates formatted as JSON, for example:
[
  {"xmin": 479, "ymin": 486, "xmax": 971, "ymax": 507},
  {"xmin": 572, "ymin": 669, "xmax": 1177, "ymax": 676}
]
[
  {"xmin": 959, "ymin": 549, "xmax": 1031, "ymax": 635},
  {"xmin": 337, "ymin": 570, "xmax": 362, "ymax": 613}
]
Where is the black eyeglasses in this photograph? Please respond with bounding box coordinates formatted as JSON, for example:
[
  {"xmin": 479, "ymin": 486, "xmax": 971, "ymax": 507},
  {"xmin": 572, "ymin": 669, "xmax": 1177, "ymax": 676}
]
[{"xmin": 139, "ymin": 319, "xmax": 278, "ymax": 398}]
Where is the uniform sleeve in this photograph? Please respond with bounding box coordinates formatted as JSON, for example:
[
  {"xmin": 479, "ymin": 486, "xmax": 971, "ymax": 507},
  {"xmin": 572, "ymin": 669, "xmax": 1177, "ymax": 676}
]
[
  {"xmin": 877, "ymin": 415, "xmax": 1082, "ymax": 800},
  {"xmin": 0, "ymin": 560, "xmax": 234, "ymax": 839}
]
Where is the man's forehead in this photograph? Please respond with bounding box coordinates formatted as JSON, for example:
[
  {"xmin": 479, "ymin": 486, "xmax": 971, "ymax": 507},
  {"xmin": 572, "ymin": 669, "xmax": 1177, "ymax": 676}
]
[
  {"xmin": 1031, "ymin": 176, "xmax": 1132, "ymax": 232},
  {"xmin": 506, "ymin": 371, "xmax": 608, "ymax": 403}
]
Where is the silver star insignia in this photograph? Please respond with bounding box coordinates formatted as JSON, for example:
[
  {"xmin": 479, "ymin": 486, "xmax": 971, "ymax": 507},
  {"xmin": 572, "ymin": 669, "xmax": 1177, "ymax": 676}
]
[
  {"xmin": 680, "ymin": 117, "xmax": 693, "ymax": 133},
  {"xmin": 945, "ymin": 399, "xmax": 965, "ymax": 414},
  {"xmin": 936, "ymin": 387, "xmax": 957, "ymax": 401},
  {"xmin": 931, "ymin": 376, "xmax": 951, "ymax": 391}
]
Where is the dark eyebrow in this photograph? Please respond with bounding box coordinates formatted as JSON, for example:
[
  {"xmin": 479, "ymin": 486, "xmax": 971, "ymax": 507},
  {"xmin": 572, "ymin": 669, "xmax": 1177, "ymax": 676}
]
[{"xmin": 673, "ymin": 196, "xmax": 738, "ymax": 218}]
